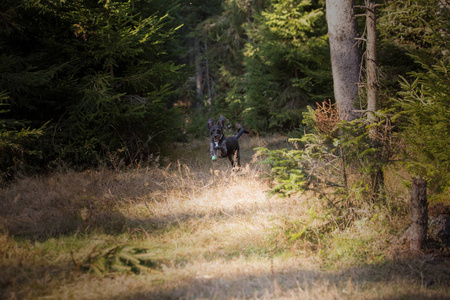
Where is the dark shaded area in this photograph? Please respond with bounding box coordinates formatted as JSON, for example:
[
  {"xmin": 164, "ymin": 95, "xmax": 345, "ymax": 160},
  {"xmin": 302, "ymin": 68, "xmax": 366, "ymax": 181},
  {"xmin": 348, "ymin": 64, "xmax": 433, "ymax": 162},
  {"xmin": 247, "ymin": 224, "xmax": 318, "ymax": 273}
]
[
  {"xmin": 0, "ymin": 261, "xmax": 76, "ymax": 300},
  {"xmin": 0, "ymin": 169, "xmax": 163, "ymax": 240},
  {"xmin": 1, "ymin": 232, "xmax": 449, "ymax": 300},
  {"xmin": 113, "ymin": 258, "xmax": 450, "ymax": 299}
]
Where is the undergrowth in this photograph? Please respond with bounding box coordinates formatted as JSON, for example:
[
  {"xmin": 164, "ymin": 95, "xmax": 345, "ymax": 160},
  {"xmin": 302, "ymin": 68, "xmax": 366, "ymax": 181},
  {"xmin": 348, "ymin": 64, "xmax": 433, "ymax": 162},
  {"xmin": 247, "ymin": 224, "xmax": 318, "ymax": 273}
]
[{"xmin": 253, "ymin": 98, "xmax": 448, "ymax": 263}]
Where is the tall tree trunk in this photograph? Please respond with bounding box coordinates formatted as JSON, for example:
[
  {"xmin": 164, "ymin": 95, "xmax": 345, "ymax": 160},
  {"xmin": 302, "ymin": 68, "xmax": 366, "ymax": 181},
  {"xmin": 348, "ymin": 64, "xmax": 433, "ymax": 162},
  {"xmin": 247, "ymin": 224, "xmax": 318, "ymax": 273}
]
[
  {"xmin": 326, "ymin": 0, "xmax": 361, "ymax": 121},
  {"xmin": 365, "ymin": 1, "xmax": 383, "ymax": 200},
  {"xmin": 195, "ymin": 37, "xmax": 203, "ymax": 107},
  {"xmin": 365, "ymin": 0, "xmax": 378, "ymax": 124},
  {"xmin": 204, "ymin": 41, "xmax": 212, "ymax": 106}
]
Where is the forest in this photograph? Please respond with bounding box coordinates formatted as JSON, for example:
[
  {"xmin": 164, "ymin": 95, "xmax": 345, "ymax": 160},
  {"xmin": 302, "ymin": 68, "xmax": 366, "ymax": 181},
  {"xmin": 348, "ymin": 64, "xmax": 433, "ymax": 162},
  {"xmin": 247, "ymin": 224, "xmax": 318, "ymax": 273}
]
[{"xmin": 0, "ymin": 0, "xmax": 449, "ymax": 299}]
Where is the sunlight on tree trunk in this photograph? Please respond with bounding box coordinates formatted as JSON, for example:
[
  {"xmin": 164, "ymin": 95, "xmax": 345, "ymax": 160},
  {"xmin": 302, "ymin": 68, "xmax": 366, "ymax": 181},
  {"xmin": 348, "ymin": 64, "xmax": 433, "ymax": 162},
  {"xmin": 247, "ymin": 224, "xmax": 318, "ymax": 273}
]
[
  {"xmin": 326, "ymin": 0, "xmax": 361, "ymax": 120},
  {"xmin": 365, "ymin": 0, "xmax": 378, "ymax": 124}
]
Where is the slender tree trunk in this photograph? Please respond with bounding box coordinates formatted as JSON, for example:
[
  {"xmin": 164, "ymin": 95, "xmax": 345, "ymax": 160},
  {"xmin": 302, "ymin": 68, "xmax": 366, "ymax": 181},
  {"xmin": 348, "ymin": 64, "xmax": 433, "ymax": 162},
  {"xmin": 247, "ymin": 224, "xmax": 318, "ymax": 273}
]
[
  {"xmin": 195, "ymin": 37, "xmax": 203, "ymax": 106},
  {"xmin": 204, "ymin": 41, "xmax": 212, "ymax": 106},
  {"xmin": 326, "ymin": 0, "xmax": 361, "ymax": 121},
  {"xmin": 365, "ymin": 0, "xmax": 378, "ymax": 124},
  {"xmin": 361, "ymin": 1, "xmax": 383, "ymax": 200}
]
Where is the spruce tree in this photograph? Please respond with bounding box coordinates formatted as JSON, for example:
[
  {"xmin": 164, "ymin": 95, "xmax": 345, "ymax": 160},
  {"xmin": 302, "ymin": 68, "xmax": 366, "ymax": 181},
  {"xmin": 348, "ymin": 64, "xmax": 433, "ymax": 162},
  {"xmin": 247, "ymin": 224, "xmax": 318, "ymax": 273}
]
[
  {"xmin": 0, "ymin": 0, "xmax": 186, "ymax": 167},
  {"xmin": 243, "ymin": 0, "xmax": 332, "ymax": 131}
]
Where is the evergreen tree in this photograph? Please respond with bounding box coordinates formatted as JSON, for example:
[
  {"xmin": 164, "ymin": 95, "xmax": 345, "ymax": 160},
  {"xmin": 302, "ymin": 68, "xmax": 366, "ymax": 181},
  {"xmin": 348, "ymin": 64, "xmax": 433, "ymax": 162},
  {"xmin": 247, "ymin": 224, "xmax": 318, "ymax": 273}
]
[
  {"xmin": 377, "ymin": 0, "xmax": 450, "ymax": 103},
  {"xmin": 0, "ymin": 92, "xmax": 44, "ymax": 184},
  {"xmin": 199, "ymin": 0, "xmax": 263, "ymax": 119},
  {"xmin": 175, "ymin": 0, "xmax": 222, "ymax": 108},
  {"xmin": 243, "ymin": 0, "xmax": 332, "ymax": 131},
  {"xmin": 0, "ymin": 0, "xmax": 186, "ymax": 167},
  {"xmin": 57, "ymin": 0, "xmax": 185, "ymax": 164},
  {"xmin": 394, "ymin": 57, "xmax": 450, "ymax": 193}
]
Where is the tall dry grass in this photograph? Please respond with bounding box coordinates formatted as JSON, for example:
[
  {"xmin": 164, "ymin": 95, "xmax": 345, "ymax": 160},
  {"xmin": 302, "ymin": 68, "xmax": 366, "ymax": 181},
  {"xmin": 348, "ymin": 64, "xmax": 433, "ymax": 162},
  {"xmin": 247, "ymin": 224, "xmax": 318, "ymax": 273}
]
[{"xmin": 1, "ymin": 135, "xmax": 449, "ymax": 299}]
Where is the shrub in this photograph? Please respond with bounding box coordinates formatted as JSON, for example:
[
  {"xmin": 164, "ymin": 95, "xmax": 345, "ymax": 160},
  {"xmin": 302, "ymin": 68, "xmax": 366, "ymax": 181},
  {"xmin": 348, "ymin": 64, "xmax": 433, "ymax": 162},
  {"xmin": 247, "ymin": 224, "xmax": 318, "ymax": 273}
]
[{"xmin": 256, "ymin": 100, "xmax": 399, "ymax": 203}]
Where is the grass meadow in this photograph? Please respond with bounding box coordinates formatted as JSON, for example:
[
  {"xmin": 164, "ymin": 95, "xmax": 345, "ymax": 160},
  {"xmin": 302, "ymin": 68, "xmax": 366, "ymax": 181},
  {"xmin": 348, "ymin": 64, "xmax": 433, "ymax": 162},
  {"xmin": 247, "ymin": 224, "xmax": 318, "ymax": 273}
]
[{"xmin": 1, "ymin": 135, "xmax": 449, "ymax": 299}]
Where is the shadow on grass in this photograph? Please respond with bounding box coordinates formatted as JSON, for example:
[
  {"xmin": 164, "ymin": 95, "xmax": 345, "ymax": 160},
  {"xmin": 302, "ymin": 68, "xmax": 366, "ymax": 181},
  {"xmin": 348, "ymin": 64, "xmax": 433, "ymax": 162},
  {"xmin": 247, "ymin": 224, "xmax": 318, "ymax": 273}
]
[
  {"xmin": 1, "ymin": 194, "xmax": 450, "ymax": 299},
  {"xmin": 113, "ymin": 258, "xmax": 450, "ymax": 300},
  {"xmin": 0, "ymin": 260, "xmax": 76, "ymax": 300}
]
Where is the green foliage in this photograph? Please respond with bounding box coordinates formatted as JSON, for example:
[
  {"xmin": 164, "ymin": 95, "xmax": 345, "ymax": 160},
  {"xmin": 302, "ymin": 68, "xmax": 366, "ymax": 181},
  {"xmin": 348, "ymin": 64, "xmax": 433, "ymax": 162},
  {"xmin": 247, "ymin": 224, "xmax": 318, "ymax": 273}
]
[
  {"xmin": 378, "ymin": 0, "xmax": 449, "ymax": 59},
  {"xmin": 56, "ymin": 0, "xmax": 185, "ymax": 165},
  {"xmin": 0, "ymin": 93, "xmax": 44, "ymax": 184},
  {"xmin": 393, "ymin": 56, "xmax": 450, "ymax": 192},
  {"xmin": 185, "ymin": 110, "xmax": 212, "ymax": 138},
  {"xmin": 193, "ymin": 0, "xmax": 331, "ymax": 132},
  {"xmin": 377, "ymin": 0, "xmax": 450, "ymax": 102},
  {"xmin": 256, "ymin": 103, "xmax": 398, "ymax": 202},
  {"xmin": 243, "ymin": 0, "xmax": 332, "ymax": 132},
  {"xmin": 255, "ymin": 147, "xmax": 306, "ymax": 196},
  {"xmin": 0, "ymin": 0, "xmax": 186, "ymax": 170},
  {"xmin": 80, "ymin": 243, "xmax": 156, "ymax": 275},
  {"xmin": 192, "ymin": 0, "xmax": 256, "ymax": 121},
  {"xmin": 285, "ymin": 206, "xmax": 334, "ymax": 245}
]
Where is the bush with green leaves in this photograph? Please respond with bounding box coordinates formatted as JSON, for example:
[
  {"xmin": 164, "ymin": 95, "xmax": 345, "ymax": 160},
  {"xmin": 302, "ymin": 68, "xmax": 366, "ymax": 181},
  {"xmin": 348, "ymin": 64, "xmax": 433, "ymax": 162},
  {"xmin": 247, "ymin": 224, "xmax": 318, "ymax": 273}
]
[{"xmin": 255, "ymin": 146, "xmax": 307, "ymax": 197}]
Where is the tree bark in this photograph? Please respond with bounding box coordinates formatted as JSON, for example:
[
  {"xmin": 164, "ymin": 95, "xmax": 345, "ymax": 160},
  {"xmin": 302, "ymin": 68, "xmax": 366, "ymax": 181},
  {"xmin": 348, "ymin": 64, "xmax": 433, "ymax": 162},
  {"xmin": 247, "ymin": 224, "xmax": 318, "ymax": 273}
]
[
  {"xmin": 365, "ymin": 0, "xmax": 378, "ymax": 124},
  {"xmin": 409, "ymin": 176, "xmax": 428, "ymax": 251},
  {"xmin": 204, "ymin": 41, "xmax": 212, "ymax": 105},
  {"xmin": 195, "ymin": 37, "xmax": 203, "ymax": 106},
  {"xmin": 365, "ymin": 1, "xmax": 384, "ymax": 200},
  {"xmin": 326, "ymin": 0, "xmax": 361, "ymax": 121}
]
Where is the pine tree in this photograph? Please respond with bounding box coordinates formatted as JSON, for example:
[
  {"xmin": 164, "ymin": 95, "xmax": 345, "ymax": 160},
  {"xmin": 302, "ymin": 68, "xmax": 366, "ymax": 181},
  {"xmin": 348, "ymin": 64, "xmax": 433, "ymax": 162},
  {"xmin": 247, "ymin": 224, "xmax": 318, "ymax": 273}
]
[
  {"xmin": 394, "ymin": 57, "xmax": 450, "ymax": 193},
  {"xmin": 0, "ymin": 0, "xmax": 186, "ymax": 167},
  {"xmin": 377, "ymin": 0, "xmax": 450, "ymax": 100},
  {"xmin": 194, "ymin": 0, "xmax": 259, "ymax": 118},
  {"xmin": 58, "ymin": 0, "xmax": 184, "ymax": 164},
  {"xmin": 244, "ymin": 0, "xmax": 332, "ymax": 131}
]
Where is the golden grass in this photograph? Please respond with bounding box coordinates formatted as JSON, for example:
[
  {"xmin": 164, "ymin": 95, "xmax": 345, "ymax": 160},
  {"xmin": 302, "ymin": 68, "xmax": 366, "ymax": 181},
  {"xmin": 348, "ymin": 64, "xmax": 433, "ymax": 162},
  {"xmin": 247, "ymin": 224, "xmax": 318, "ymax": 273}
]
[{"xmin": 0, "ymin": 135, "xmax": 449, "ymax": 299}]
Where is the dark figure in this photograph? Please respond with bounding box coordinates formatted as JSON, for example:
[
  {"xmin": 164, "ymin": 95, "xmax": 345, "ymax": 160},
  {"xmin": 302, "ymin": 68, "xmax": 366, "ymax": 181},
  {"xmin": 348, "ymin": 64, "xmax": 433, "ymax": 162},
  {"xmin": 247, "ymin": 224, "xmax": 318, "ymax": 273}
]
[{"xmin": 207, "ymin": 115, "xmax": 248, "ymax": 168}]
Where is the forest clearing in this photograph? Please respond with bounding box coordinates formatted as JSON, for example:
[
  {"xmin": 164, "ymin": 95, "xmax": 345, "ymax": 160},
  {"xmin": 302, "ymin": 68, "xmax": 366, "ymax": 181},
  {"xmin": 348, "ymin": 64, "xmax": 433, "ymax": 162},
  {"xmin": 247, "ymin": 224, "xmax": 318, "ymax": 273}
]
[
  {"xmin": 1, "ymin": 135, "xmax": 449, "ymax": 299},
  {"xmin": 1, "ymin": 0, "xmax": 449, "ymax": 298}
]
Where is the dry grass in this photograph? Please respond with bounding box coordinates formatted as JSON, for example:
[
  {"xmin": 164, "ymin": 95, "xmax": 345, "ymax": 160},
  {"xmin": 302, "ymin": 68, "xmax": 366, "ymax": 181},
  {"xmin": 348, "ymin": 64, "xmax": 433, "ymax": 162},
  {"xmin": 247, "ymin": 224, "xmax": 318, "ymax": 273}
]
[{"xmin": 1, "ymin": 135, "xmax": 449, "ymax": 299}]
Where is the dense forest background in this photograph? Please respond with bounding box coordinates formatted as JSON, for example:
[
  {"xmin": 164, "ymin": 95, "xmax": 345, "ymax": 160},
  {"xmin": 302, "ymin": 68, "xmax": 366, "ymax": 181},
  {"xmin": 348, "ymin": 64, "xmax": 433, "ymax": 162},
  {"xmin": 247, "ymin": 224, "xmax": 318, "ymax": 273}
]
[{"xmin": 0, "ymin": 0, "xmax": 449, "ymax": 194}]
